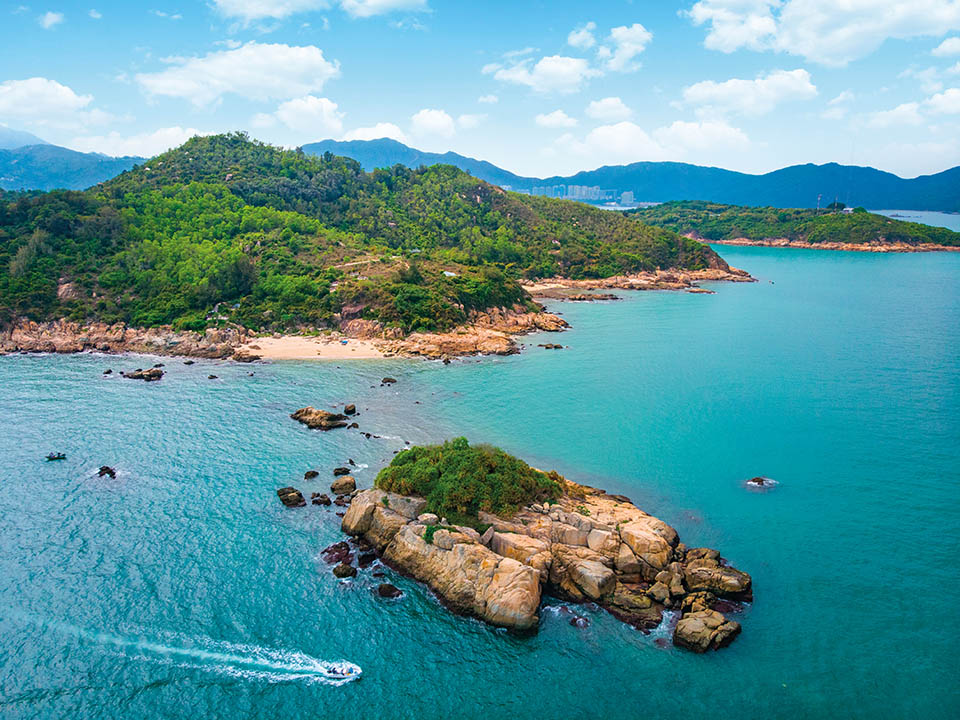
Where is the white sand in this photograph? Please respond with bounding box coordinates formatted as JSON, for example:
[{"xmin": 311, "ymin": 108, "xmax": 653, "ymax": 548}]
[{"xmin": 239, "ymin": 336, "xmax": 384, "ymax": 360}]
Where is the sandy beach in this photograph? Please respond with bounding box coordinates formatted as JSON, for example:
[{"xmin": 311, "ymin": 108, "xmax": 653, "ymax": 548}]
[{"xmin": 239, "ymin": 335, "xmax": 385, "ymax": 360}]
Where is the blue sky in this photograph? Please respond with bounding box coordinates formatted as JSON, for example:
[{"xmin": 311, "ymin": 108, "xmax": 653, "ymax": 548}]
[{"xmin": 2, "ymin": 1, "xmax": 960, "ymax": 177}]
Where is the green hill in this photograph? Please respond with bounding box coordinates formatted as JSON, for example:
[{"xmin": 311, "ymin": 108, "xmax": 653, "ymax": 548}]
[
  {"xmin": 630, "ymin": 201, "xmax": 960, "ymax": 247},
  {"xmin": 0, "ymin": 133, "xmax": 723, "ymax": 333}
]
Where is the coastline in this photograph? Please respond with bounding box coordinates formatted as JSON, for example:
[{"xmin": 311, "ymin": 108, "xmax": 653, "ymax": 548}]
[
  {"xmin": 0, "ymin": 270, "xmax": 752, "ymax": 362},
  {"xmin": 707, "ymin": 238, "xmax": 960, "ymax": 253}
]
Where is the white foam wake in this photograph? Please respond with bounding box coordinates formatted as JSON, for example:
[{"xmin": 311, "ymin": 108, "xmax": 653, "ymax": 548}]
[{"xmin": 6, "ymin": 611, "xmax": 360, "ymax": 685}]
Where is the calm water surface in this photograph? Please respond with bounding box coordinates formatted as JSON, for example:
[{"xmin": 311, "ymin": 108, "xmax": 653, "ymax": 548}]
[{"xmin": 1, "ymin": 247, "xmax": 958, "ymax": 719}]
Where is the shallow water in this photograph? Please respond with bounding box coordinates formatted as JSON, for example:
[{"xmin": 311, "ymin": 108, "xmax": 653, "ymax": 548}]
[
  {"xmin": 1, "ymin": 247, "xmax": 958, "ymax": 719},
  {"xmin": 872, "ymin": 209, "xmax": 960, "ymax": 231}
]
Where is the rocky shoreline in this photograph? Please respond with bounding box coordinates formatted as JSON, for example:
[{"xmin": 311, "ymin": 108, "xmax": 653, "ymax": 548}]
[
  {"xmin": 707, "ymin": 237, "xmax": 960, "ymax": 253},
  {"xmin": 522, "ymin": 267, "xmax": 755, "ymax": 299},
  {"xmin": 339, "ymin": 478, "xmax": 751, "ymax": 652}
]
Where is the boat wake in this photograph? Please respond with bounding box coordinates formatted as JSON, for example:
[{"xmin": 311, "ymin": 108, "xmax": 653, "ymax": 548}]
[{"xmin": 5, "ymin": 611, "xmax": 361, "ymax": 685}]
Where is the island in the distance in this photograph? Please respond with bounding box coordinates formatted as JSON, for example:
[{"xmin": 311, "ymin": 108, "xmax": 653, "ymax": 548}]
[
  {"xmin": 336, "ymin": 439, "xmax": 752, "ymax": 652},
  {"xmin": 0, "ymin": 134, "xmax": 749, "ymax": 361},
  {"xmin": 630, "ymin": 200, "xmax": 960, "ymax": 252}
]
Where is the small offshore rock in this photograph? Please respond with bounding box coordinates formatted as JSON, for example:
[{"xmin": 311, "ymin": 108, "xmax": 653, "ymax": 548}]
[
  {"xmin": 103, "ymin": 369, "xmax": 112, "ymax": 375},
  {"xmin": 304, "ymin": 470, "xmax": 319, "ymax": 480},
  {"xmin": 358, "ymin": 551, "xmax": 377, "ymax": 568},
  {"xmin": 183, "ymin": 360, "xmax": 195, "ymax": 365},
  {"xmin": 331, "ymin": 475, "xmax": 356, "ymax": 495},
  {"xmin": 344, "ymin": 404, "xmax": 357, "ymax": 415},
  {"xmin": 377, "ymin": 583, "xmax": 403, "ymax": 599},
  {"xmin": 290, "ymin": 407, "xmax": 348, "ymax": 431},
  {"xmin": 153, "ymin": 363, "xmax": 164, "ymax": 368},
  {"xmin": 98, "ymin": 465, "xmax": 117, "ymax": 478},
  {"xmin": 322, "ymin": 541, "xmax": 352, "ymax": 564},
  {"xmin": 570, "ymin": 616, "xmax": 590, "ymax": 629},
  {"xmin": 208, "ymin": 375, "xmax": 218, "ymax": 380},
  {"xmin": 312, "ymin": 493, "xmax": 332, "ymax": 506},
  {"xmin": 333, "ymin": 562, "xmax": 357, "ymax": 579},
  {"xmin": 276, "ymin": 486, "xmax": 306, "ymax": 508},
  {"xmin": 333, "ymin": 495, "xmax": 351, "ymax": 507},
  {"xmin": 333, "ymin": 467, "xmax": 351, "ymax": 477},
  {"xmin": 381, "ymin": 377, "xmax": 397, "ymax": 384},
  {"xmin": 123, "ymin": 368, "xmax": 164, "ymax": 382}
]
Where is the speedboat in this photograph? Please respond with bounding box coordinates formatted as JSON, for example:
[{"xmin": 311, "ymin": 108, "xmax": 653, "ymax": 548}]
[
  {"xmin": 321, "ymin": 660, "xmax": 362, "ymax": 680},
  {"xmin": 45, "ymin": 453, "xmax": 66, "ymax": 461}
]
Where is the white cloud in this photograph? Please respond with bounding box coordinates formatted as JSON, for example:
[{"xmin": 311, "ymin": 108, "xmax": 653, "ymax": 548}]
[
  {"xmin": 340, "ymin": 0, "xmax": 426, "ymax": 18},
  {"xmin": 900, "ymin": 66, "xmax": 944, "ymax": 93},
  {"xmin": 0, "ymin": 77, "xmax": 112, "ymax": 130},
  {"xmin": 89, "ymin": 9, "xmax": 102, "ymax": 19},
  {"xmin": 688, "ymin": 0, "xmax": 960, "ymax": 66},
  {"xmin": 535, "ymin": 110, "xmax": 578, "ymax": 128},
  {"xmin": 549, "ymin": 118, "xmax": 750, "ymax": 168},
  {"xmin": 457, "ymin": 113, "xmax": 486, "ymax": 129},
  {"xmin": 212, "ymin": 1, "xmax": 329, "ymax": 21},
  {"xmin": 932, "ymin": 37, "xmax": 960, "ymax": 57},
  {"xmin": 411, "ymin": 108, "xmax": 455, "ymax": 138},
  {"xmin": 586, "ymin": 96, "xmax": 632, "ymax": 121},
  {"xmin": 70, "ymin": 126, "xmax": 208, "ymax": 158},
  {"xmin": 135, "ymin": 42, "xmax": 340, "ymax": 107},
  {"xmin": 598, "ymin": 23, "xmax": 652, "ymax": 72},
  {"xmin": 38, "ymin": 11, "xmax": 64, "ymax": 29},
  {"xmin": 486, "ymin": 55, "xmax": 601, "ymax": 94},
  {"xmin": 653, "ymin": 119, "xmax": 750, "ymax": 152},
  {"xmin": 252, "ymin": 95, "xmax": 343, "ymax": 135},
  {"xmin": 681, "ymin": 68, "xmax": 817, "ymax": 116},
  {"xmin": 822, "ymin": 90, "xmax": 854, "ymax": 119},
  {"xmin": 477, "ymin": 94, "xmax": 498, "ymax": 104},
  {"xmin": 867, "ymin": 102, "xmax": 924, "ymax": 128},
  {"xmin": 568, "ymin": 21, "xmax": 596, "ymax": 49},
  {"xmin": 151, "ymin": 10, "xmax": 183, "ymax": 20},
  {"xmin": 342, "ymin": 122, "xmax": 408, "ymax": 143},
  {"xmin": 926, "ymin": 87, "xmax": 960, "ymax": 114},
  {"xmin": 211, "ymin": 0, "xmax": 426, "ymax": 21}
]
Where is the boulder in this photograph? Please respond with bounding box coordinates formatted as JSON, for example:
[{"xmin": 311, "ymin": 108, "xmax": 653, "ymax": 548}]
[
  {"xmin": 311, "ymin": 493, "xmax": 331, "ymax": 506},
  {"xmin": 122, "ymin": 368, "xmax": 163, "ymax": 382},
  {"xmin": 569, "ymin": 560, "xmax": 616, "ymax": 600},
  {"xmin": 417, "ymin": 512, "xmax": 439, "ymax": 525},
  {"xmin": 683, "ymin": 557, "xmax": 752, "ymax": 599},
  {"xmin": 276, "ymin": 487, "xmax": 306, "ymax": 508},
  {"xmin": 321, "ymin": 541, "xmax": 353, "ymax": 565},
  {"xmin": 381, "ymin": 377, "xmax": 397, "ymax": 384},
  {"xmin": 331, "ymin": 475, "xmax": 356, "ymax": 495},
  {"xmin": 377, "ymin": 583, "xmax": 403, "ymax": 598},
  {"xmin": 344, "ymin": 404, "xmax": 357, "ymax": 415},
  {"xmin": 333, "ymin": 467, "xmax": 351, "ymax": 476},
  {"xmin": 304, "ymin": 470, "xmax": 319, "ymax": 480},
  {"xmin": 382, "ymin": 525, "xmax": 541, "ymax": 630},
  {"xmin": 290, "ymin": 407, "xmax": 348, "ymax": 430},
  {"xmin": 333, "ymin": 562, "xmax": 357, "ymax": 579},
  {"xmin": 358, "ymin": 551, "xmax": 377, "ymax": 568},
  {"xmin": 619, "ymin": 516, "xmax": 678, "ymax": 580},
  {"xmin": 673, "ymin": 609, "xmax": 741, "ymax": 652}
]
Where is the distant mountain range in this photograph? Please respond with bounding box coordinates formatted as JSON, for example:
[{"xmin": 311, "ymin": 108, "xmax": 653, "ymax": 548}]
[
  {"xmin": 304, "ymin": 138, "xmax": 960, "ymax": 212},
  {"xmin": 1, "ymin": 129, "xmax": 957, "ymax": 211},
  {"xmin": 0, "ymin": 130, "xmax": 143, "ymax": 191}
]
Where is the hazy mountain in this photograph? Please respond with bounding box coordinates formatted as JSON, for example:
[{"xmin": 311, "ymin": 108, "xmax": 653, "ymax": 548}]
[
  {"xmin": 303, "ymin": 138, "xmax": 960, "ymax": 212},
  {"xmin": 0, "ymin": 126, "xmax": 49, "ymax": 150},
  {"xmin": 0, "ymin": 144, "xmax": 144, "ymax": 191}
]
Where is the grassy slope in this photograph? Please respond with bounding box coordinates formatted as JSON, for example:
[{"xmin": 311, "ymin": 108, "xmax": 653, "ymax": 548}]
[
  {"xmin": 0, "ymin": 133, "xmax": 725, "ymax": 333},
  {"xmin": 630, "ymin": 201, "xmax": 960, "ymax": 247}
]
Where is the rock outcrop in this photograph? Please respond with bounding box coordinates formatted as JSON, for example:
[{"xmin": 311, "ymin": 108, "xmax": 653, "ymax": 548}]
[
  {"xmin": 121, "ymin": 368, "xmax": 164, "ymax": 381},
  {"xmin": 0, "ymin": 319, "xmax": 249, "ymax": 358},
  {"xmin": 341, "ymin": 480, "xmax": 751, "ymax": 650},
  {"xmin": 290, "ymin": 407, "xmax": 348, "ymax": 430}
]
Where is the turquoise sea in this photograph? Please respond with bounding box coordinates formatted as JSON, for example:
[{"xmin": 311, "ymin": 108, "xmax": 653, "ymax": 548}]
[{"xmin": 1, "ymin": 246, "xmax": 958, "ymax": 719}]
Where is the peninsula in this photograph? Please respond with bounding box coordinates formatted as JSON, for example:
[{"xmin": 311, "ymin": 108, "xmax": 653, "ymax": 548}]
[
  {"xmin": 630, "ymin": 201, "xmax": 960, "ymax": 252},
  {"xmin": 336, "ymin": 439, "xmax": 752, "ymax": 652},
  {"xmin": 0, "ymin": 134, "xmax": 748, "ymax": 360}
]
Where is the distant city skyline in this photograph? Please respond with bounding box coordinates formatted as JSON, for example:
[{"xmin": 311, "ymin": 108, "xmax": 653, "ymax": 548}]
[{"xmin": 2, "ymin": 1, "xmax": 960, "ymax": 178}]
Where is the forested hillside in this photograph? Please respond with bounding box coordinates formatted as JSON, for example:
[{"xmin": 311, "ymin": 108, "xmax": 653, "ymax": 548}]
[
  {"xmin": 631, "ymin": 201, "xmax": 960, "ymax": 247},
  {"xmin": 0, "ymin": 133, "xmax": 722, "ymax": 334}
]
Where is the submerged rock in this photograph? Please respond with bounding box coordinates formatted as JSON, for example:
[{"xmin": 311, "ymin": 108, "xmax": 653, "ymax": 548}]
[
  {"xmin": 98, "ymin": 465, "xmax": 117, "ymax": 478},
  {"xmin": 290, "ymin": 407, "xmax": 348, "ymax": 431},
  {"xmin": 311, "ymin": 493, "xmax": 332, "ymax": 506},
  {"xmin": 377, "ymin": 583, "xmax": 403, "ymax": 598}
]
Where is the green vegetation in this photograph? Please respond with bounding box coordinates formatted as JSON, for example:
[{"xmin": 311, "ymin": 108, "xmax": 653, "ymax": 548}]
[
  {"xmin": 374, "ymin": 437, "xmax": 563, "ymax": 525},
  {"xmin": 0, "ymin": 133, "xmax": 721, "ymax": 332},
  {"xmin": 629, "ymin": 201, "xmax": 960, "ymax": 247}
]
